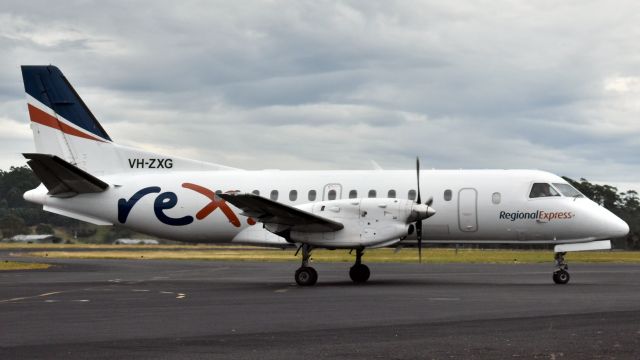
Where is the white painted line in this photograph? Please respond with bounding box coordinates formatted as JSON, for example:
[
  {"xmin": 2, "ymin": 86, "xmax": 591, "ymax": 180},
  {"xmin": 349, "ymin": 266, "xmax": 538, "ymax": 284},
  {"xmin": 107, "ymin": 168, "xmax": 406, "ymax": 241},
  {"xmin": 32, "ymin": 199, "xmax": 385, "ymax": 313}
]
[
  {"xmin": 274, "ymin": 289, "xmax": 288, "ymax": 293},
  {"xmin": 0, "ymin": 297, "xmax": 26, "ymax": 303},
  {"xmin": 160, "ymin": 291, "xmax": 174, "ymax": 294},
  {"xmin": 72, "ymin": 299, "xmax": 90, "ymax": 302},
  {"xmin": 0, "ymin": 291, "xmax": 63, "ymax": 304},
  {"xmin": 427, "ymin": 297, "xmax": 461, "ymax": 301},
  {"xmin": 132, "ymin": 289, "xmax": 150, "ymax": 292},
  {"xmin": 44, "ymin": 300, "xmax": 59, "ymax": 303},
  {"xmin": 176, "ymin": 293, "xmax": 186, "ymax": 299}
]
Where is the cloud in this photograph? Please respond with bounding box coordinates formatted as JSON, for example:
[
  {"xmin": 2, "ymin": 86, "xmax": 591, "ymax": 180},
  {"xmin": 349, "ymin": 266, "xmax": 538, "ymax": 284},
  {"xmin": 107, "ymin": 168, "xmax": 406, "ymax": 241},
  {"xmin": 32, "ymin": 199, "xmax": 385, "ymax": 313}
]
[{"xmin": 0, "ymin": 0, "xmax": 638, "ymax": 187}]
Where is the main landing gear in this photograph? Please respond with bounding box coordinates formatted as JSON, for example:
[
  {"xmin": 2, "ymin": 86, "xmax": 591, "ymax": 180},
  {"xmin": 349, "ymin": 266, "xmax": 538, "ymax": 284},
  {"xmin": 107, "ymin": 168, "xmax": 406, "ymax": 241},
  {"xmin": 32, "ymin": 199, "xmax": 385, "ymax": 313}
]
[
  {"xmin": 349, "ymin": 248, "xmax": 370, "ymax": 284},
  {"xmin": 294, "ymin": 246, "xmax": 371, "ymax": 286},
  {"xmin": 553, "ymin": 252, "xmax": 570, "ymax": 285},
  {"xmin": 295, "ymin": 244, "xmax": 318, "ymax": 286}
]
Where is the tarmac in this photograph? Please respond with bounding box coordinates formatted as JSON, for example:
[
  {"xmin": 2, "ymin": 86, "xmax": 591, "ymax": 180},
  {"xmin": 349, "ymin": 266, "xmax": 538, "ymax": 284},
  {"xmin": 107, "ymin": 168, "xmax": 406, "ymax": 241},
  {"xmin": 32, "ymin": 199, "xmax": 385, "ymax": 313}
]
[{"xmin": 1, "ymin": 251, "xmax": 640, "ymax": 359}]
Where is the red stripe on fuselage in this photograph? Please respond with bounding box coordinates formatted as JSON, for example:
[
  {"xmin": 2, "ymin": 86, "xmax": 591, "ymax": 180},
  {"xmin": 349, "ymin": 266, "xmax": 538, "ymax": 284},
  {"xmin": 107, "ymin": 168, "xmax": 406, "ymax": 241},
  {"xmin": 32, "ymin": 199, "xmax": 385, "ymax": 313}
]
[{"xmin": 27, "ymin": 104, "xmax": 107, "ymax": 143}]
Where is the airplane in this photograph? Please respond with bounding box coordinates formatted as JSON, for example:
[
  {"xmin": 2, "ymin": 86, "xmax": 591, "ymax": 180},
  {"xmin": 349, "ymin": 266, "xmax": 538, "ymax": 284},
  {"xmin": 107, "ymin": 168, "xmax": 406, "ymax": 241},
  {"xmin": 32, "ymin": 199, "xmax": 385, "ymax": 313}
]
[{"xmin": 19, "ymin": 65, "xmax": 630, "ymax": 286}]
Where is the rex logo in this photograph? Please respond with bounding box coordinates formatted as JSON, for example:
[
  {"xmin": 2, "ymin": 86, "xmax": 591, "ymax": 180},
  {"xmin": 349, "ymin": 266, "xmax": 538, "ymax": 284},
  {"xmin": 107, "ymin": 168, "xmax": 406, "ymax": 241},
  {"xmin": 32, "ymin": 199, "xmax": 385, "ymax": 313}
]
[{"xmin": 118, "ymin": 183, "xmax": 254, "ymax": 227}]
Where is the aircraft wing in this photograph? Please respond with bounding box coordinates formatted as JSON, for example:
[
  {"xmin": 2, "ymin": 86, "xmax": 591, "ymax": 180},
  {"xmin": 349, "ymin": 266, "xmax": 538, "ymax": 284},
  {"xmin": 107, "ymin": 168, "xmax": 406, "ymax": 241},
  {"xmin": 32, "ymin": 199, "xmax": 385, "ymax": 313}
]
[{"xmin": 218, "ymin": 193, "xmax": 344, "ymax": 233}]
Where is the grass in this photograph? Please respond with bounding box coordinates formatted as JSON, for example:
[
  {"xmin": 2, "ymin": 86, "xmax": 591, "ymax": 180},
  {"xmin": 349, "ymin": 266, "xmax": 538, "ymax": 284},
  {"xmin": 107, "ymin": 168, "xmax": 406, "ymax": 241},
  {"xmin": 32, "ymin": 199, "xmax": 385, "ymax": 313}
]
[
  {"xmin": 0, "ymin": 260, "xmax": 51, "ymax": 271},
  {"xmin": 19, "ymin": 248, "xmax": 640, "ymax": 264}
]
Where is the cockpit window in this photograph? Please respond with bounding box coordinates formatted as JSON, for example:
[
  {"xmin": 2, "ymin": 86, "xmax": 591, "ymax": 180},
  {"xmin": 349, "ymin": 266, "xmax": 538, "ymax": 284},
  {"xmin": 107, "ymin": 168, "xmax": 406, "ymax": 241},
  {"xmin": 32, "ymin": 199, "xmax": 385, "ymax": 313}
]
[
  {"xmin": 553, "ymin": 183, "xmax": 584, "ymax": 198},
  {"xmin": 529, "ymin": 183, "xmax": 560, "ymax": 198}
]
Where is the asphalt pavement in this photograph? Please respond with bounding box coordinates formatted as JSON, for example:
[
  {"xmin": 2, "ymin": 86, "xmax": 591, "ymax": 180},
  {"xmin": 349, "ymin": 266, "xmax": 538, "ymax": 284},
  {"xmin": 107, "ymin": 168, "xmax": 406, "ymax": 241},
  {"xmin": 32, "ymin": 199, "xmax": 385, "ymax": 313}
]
[{"xmin": 1, "ymin": 252, "xmax": 639, "ymax": 359}]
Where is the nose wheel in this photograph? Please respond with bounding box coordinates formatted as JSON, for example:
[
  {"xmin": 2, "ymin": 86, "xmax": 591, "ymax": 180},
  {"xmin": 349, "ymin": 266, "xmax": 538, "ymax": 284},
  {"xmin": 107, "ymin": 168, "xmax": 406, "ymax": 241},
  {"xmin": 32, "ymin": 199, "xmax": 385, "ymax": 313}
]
[{"xmin": 553, "ymin": 252, "xmax": 570, "ymax": 285}]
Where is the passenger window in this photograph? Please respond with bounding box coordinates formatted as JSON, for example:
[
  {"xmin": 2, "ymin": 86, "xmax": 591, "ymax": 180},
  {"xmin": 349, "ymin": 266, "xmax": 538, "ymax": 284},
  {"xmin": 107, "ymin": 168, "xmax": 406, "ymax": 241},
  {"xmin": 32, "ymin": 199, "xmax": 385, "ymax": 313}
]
[
  {"xmin": 492, "ymin": 192, "xmax": 501, "ymax": 204},
  {"xmin": 388, "ymin": 190, "xmax": 396, "ymax": 198},
  {"xmin": 270, "ymin": 190, "xmax": 279, "ymax": 200},
  {"xmin": 529, "ymin": 183, "xmax": 560, "ymax": 198},
  {"xmin": 308, "ymin": 190, "xmax": 316, "ymax": 201},
  {"xmin": 368, "ymin": 190, "xmax": 377, "ymax": 198},
  {"xmin": 408, "ymin": 190, "xmax": 416, "ymax": 200},
  {"xmin": 252, "ymin": 190, "xmax": 260, "ymax": 196},
  {"xmin": 444, "ymin": 189, "xmax": 452, "ymax": 201},
  {"xmin": 349, "ymin": 190, "xmax": 357, "ymax": 199},
  {"xmin": 328, "ymin": 189, "xmax": 337, "ymax": 200},
  {"xmin": 289, "ymin": 190, "xmax": 297, "ymax": 201}
]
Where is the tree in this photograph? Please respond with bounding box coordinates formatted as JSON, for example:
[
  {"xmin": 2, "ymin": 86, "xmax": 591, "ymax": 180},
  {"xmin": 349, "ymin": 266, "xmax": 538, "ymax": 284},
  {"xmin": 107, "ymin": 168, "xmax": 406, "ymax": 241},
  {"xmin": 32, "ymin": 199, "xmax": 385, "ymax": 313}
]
[
  {"xmin": 0, "ymin": 214, "xmax": 29, "ymax": 238},
  {"xmin": 35, "ymin": 223, "xmax": 54, "ymax": 235}
]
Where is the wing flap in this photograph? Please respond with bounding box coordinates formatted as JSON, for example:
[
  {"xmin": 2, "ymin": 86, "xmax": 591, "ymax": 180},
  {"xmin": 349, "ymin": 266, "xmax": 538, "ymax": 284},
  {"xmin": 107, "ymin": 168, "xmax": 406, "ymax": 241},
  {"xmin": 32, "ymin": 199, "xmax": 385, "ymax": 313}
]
[{"xmin": 218, "ymin": 193, "xmax": 343, "ymax": 233}]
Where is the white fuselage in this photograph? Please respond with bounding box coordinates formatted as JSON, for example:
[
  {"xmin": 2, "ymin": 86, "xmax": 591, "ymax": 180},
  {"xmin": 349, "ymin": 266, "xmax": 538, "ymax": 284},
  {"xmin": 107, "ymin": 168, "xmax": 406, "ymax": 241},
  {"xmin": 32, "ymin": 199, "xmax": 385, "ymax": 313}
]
[{"xmin": 25, "ymin": 168, "xmax": 630, "ymax": 248}]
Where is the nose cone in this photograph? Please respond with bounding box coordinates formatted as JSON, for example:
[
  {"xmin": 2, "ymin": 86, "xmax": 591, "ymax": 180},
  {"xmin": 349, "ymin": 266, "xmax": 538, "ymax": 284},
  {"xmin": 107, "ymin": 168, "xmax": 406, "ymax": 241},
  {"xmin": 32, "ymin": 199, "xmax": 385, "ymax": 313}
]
[{"xmin": 610, "ymin": 216, "xmax": 630, "ymax": 238}]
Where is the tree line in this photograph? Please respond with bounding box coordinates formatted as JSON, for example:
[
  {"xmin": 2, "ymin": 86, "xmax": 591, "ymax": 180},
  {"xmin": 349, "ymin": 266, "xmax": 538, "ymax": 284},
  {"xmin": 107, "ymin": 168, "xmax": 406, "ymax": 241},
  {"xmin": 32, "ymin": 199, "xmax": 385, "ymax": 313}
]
[{"xmin": 0, "ymin": 166, "xmax": 638, "ymax": 248}]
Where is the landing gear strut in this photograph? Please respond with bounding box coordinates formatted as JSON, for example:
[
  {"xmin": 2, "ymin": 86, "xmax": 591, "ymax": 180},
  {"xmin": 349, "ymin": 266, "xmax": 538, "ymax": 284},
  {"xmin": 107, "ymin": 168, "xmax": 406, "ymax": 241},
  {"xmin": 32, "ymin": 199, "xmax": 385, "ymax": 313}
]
[
  {"xmin": 553, "ymin": 252, "xmax": 570, "ymax": 285},
  {"xmin": 349, "ymin": 248, "xmax": 370, "ymax": 284},
  {"xmin": 295, "ymin": 244, "xmax": 317, "ymax": 286}
]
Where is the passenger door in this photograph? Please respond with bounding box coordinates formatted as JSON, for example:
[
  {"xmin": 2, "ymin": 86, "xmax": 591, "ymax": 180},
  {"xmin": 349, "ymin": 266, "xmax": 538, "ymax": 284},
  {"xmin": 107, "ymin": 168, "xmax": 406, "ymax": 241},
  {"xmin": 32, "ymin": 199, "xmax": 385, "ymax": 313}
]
[{"xmin": 458, "ymin": 188, "xmax": 478, "ymax": 232}]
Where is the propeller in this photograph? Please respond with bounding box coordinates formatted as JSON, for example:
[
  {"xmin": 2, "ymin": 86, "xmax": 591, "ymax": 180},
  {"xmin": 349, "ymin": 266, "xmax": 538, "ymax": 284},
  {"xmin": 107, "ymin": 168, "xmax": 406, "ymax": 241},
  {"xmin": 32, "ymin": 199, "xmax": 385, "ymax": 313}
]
[
  {"xmin": 416, "ymin": 157, "xmax": 422, "ymax": 263},
  {"xmin": 414, "ymin": 157, "xmax": 435, "ymax": 263}
]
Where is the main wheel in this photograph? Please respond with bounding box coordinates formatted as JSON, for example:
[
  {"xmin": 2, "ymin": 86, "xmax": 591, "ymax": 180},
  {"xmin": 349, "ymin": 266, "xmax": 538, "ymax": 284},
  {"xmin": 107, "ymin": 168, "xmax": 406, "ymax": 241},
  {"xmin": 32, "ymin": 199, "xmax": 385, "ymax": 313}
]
[
  {"xmin": 349, "ymin": 264, "xmax": 370, "ymax": 284},
  {"xmin": 553, "ymin": 270, "xmax": 570, "ymax": 285},
  {"xmin": 295, "ymin": 266, "xmax": 318, "ymax": 286}
]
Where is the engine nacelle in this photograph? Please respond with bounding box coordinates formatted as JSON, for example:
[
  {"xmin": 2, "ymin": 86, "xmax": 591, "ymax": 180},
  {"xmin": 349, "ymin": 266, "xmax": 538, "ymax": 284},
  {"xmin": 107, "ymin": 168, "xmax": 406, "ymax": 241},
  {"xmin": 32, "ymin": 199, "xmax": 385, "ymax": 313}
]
[{"xmin": 288, "ymin": 198, "xmax": 421, "ymax": 248}]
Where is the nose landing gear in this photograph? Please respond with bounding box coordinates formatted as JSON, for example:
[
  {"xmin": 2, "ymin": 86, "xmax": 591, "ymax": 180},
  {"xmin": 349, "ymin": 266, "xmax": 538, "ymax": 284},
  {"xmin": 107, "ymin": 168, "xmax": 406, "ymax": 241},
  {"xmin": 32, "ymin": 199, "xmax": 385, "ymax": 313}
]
[{"xmin": 553, "ymin": 252, "xmax": 570, "ymax": 285}]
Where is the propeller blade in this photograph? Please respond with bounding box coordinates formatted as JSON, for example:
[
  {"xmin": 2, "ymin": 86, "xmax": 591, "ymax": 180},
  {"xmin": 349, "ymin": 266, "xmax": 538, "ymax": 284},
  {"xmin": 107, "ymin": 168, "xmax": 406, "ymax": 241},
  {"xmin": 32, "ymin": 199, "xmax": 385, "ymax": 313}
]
[
  {"xmin": 416, "ymin": 219, "xmax": 422, "ymax": 263},
  {"xmin": 416, "ymin": 157, "xmax": 421, "ymax": 205},
  {"xmin": 426, "ymin": 196, "xmax": 433, "ymax": 207}
]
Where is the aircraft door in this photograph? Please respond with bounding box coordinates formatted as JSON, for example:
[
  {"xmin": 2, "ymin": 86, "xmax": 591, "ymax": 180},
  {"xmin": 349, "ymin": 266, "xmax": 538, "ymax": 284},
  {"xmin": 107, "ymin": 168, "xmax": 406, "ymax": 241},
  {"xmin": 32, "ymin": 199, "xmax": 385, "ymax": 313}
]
[
  {"xmin": 458, "ymin": 188, "xmax": 478, "ymax": 232},
  {"xmin": 322, "ymin": 183, "xmax": 342, "ymax": 200}
]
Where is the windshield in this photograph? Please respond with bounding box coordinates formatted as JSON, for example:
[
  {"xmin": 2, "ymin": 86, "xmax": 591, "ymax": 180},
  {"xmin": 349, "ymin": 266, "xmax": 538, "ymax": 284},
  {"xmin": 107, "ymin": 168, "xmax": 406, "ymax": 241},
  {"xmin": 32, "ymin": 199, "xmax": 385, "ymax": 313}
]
[
  {"xmin": 553, "ymin": 183, "xmax": 584, "ymax": 198},
  {"xmin": 529, "ymin": 183, "xmax": 560, "ymax": 198}
]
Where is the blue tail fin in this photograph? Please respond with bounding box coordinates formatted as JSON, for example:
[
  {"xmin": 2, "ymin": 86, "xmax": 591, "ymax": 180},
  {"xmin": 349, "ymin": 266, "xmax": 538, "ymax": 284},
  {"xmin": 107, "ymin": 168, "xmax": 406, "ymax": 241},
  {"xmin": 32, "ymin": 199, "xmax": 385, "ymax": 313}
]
[{"xmin": 21, "ymin": 65, "xmax": 111, "ymax": 141}]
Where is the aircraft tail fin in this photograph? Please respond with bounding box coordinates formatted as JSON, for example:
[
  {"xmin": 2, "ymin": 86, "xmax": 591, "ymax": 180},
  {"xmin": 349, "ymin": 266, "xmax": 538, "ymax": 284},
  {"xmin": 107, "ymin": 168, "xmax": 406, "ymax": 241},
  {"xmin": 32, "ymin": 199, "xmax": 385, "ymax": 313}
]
[
  {"xmin": 24, "ymin": 153, "xmax": 108, "ymax": 197},
  {"xmin": 21, "ymin": 65, "xmax": 238, "ymax": 175}
]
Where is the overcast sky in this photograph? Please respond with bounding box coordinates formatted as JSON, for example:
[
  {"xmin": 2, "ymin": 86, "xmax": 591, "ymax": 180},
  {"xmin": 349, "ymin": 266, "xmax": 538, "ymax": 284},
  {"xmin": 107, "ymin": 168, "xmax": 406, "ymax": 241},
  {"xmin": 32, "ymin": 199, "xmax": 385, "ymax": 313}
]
[{"xmin": 1, "ymin": 1, "xmax": 639, "ymax": 190}]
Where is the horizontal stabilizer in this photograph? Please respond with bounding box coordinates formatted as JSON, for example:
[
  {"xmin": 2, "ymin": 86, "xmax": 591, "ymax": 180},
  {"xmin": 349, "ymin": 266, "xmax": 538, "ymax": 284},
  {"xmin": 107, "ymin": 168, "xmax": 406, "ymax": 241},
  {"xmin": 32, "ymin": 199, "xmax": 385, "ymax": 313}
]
[
  {"xmin": 218, "ymin": 193, "xmax": 344, "ymax": 233},
  {"xmin": 23, "ymin": 153, "xmax": 108, "ymax": 196}
]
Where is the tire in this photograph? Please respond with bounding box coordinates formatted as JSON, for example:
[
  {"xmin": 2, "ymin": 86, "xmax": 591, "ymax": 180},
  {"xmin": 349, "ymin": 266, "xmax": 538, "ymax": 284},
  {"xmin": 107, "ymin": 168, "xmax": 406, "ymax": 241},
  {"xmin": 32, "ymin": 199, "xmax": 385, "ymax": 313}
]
[
  {"xmin": 553, "ymin": 270, "xmax": 570, "ymax": 285},
  {"xmin": 349, "ymin": 264, "xmax": 370, "ymax": 284},
  {"xmin": 295, "ymin": 267, "xmax": 318, "ymax": 286}
]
